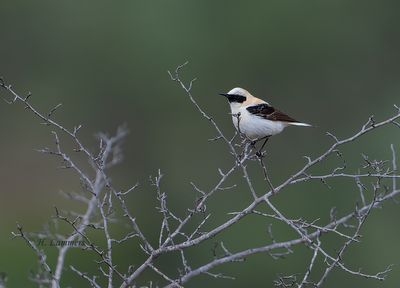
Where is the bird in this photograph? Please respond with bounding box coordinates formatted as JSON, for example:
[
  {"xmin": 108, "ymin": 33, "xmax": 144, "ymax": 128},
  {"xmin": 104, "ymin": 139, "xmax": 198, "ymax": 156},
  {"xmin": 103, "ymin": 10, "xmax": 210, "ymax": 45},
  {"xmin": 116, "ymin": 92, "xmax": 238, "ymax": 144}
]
[{"xmin": 220, "ymin": 87, "xmax": 311, "ymax": 152}]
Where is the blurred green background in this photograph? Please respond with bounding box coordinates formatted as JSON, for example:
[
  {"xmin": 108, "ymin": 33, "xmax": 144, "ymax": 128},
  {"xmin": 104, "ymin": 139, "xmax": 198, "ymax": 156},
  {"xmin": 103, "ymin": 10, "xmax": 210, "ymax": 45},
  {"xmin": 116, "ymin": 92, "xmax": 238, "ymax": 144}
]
[{"xmin": 1, "ymin": 1, "xmax": 400, "ymax": 287}]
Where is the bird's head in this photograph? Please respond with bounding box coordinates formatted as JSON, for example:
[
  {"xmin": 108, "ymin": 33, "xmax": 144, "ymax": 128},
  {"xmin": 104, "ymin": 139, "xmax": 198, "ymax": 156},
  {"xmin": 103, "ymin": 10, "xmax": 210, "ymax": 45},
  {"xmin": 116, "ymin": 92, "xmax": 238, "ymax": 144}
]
[{"xmin": 219, "ymin": 87, "xmax": 252, "ymax": 110}]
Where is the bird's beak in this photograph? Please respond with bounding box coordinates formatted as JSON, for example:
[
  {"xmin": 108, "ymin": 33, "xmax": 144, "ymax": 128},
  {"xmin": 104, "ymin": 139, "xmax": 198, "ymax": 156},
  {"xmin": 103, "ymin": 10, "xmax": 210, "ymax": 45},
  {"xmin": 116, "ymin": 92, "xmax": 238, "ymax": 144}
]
[{"xmin": 219, "ymin": 93, "xmax": 230, "ymax": 97}]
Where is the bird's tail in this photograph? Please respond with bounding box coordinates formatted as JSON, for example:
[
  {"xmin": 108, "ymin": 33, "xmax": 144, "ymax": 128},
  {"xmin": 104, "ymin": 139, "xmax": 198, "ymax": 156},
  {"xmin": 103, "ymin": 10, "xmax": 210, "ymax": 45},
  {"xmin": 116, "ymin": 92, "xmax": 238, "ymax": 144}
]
[{"xmin": 289, "ymin": 122, "xmax": 312, "ymax": 127}]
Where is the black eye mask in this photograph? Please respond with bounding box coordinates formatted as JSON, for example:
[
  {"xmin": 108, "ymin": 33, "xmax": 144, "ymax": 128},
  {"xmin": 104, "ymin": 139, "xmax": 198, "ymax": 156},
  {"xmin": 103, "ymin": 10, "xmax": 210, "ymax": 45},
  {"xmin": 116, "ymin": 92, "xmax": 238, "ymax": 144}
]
[{"xmin": 219, "ymin": 94, "xmax": 246, "ymax": 103}]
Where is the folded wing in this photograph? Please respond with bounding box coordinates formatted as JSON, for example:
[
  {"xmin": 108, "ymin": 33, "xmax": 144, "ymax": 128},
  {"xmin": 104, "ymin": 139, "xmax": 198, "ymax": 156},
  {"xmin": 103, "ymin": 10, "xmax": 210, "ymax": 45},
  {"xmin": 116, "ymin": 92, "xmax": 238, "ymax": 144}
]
[{"xmin": 246, "ymin": 103, "xmax": 300, "ymax": 123}]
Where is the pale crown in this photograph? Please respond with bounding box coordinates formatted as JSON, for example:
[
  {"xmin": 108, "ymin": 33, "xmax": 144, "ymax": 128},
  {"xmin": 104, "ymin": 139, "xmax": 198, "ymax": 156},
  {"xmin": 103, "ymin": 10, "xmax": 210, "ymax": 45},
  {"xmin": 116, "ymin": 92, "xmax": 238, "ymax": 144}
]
[{"xmin": 227, "ymin": 87, "xmax": 250, "ymax": 97}]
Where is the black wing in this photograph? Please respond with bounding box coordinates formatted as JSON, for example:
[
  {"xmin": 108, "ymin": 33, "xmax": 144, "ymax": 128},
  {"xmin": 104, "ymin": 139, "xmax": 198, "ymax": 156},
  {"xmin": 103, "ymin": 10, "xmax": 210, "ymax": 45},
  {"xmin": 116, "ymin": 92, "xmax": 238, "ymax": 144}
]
[{"xmin": 246, "ymin": 103, "xmax": 300, "ymax": 123}]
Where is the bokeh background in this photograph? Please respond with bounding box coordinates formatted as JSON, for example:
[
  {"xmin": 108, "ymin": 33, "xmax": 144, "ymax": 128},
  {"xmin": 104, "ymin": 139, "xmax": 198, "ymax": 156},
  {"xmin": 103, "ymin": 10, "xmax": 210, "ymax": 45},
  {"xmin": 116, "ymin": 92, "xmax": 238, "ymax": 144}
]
[{"xmin": 1, "ymin": 1, "xmax": 400, "ymax": 287}]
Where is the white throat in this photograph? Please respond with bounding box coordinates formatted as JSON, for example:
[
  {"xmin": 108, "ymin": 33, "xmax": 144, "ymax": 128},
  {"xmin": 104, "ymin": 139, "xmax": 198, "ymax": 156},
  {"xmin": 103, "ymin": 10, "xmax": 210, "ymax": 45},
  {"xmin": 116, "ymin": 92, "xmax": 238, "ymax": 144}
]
[{"xmin": 229, "ymin": 102, "xmax": 242, "ymax": 115}]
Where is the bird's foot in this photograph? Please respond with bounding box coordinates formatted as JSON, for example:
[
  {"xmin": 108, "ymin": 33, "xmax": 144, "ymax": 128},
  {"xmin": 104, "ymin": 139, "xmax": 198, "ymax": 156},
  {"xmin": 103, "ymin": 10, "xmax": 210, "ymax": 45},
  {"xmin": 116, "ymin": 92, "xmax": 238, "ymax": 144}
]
[{"xmin": 256, "ymin": 150, "xmax": 266, "ymax": 158}]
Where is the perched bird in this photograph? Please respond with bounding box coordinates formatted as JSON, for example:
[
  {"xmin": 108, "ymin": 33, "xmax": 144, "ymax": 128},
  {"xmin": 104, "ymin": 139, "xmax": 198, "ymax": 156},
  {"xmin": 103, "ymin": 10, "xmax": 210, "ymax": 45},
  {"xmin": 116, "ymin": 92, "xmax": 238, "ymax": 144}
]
[{"xmin": 220, "ymin": 87, "xmax": 311, "ymax": 150}]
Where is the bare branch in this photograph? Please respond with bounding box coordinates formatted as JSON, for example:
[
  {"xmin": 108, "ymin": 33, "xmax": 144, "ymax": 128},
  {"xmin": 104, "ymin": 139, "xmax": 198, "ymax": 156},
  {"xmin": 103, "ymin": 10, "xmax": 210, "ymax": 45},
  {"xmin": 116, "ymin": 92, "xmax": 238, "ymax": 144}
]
[{"xmin": 2, "ymin": 67, "xmax": 399, "ymax": 288}]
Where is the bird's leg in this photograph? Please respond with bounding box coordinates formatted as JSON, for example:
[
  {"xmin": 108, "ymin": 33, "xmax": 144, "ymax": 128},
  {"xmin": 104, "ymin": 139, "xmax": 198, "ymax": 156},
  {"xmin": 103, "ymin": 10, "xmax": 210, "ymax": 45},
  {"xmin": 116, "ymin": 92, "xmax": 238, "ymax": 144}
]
[
  {"xmin": 260, "ymin": 136, "xmax": 270, "ymax": 151},
  {"xmin": 256, "ymin": 136, "xmax": 270, "ymax": 158}
]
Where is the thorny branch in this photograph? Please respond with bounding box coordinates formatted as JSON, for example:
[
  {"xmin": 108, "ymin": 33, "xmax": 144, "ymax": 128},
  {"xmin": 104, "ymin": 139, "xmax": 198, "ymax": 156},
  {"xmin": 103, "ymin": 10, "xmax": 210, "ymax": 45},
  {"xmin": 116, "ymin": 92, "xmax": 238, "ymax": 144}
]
[{"xmin": 1, "ymin": 63, "xmax": 400, "ymax": 288}]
